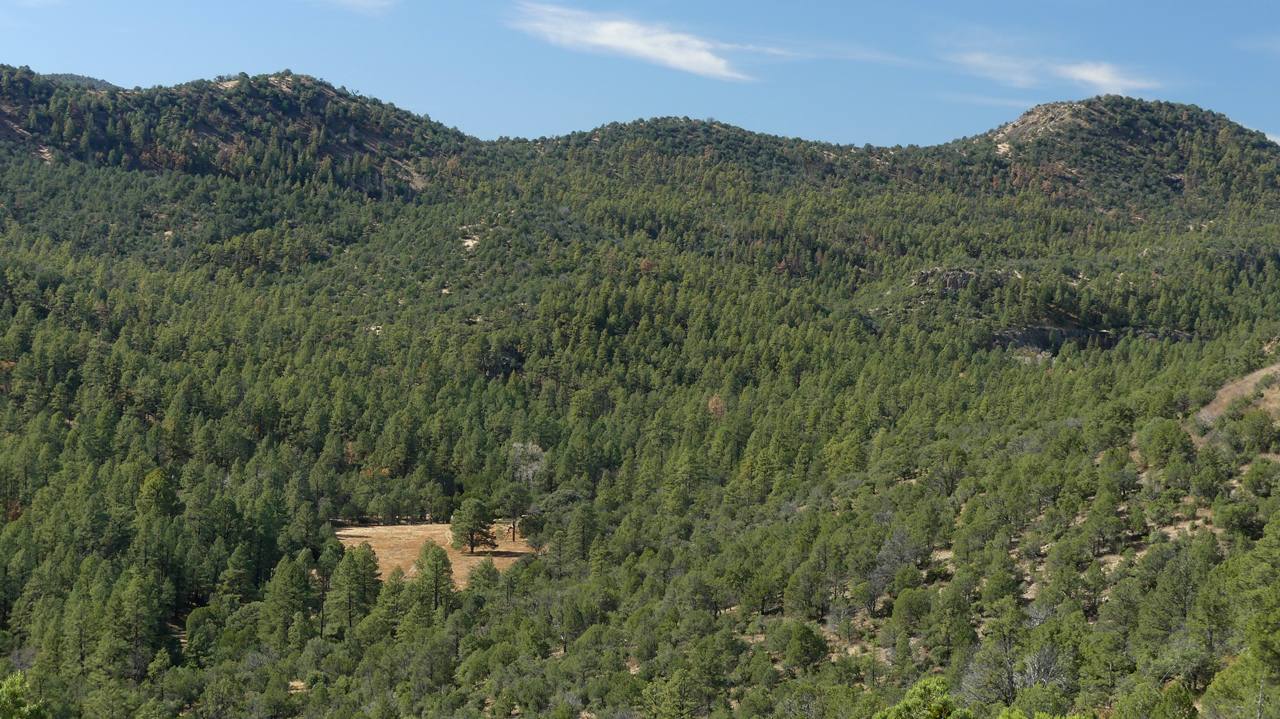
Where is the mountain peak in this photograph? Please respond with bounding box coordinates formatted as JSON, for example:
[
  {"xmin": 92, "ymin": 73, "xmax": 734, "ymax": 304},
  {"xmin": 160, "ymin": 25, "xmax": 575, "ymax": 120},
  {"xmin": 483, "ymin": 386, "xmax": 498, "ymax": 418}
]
[
  {"xmin": 994, "ymin": 100, "xmax": 1093, "ymax": 146},
  {"xmin": 976, "ymin": 95, "xmax": 1280, "ymax": 214}
]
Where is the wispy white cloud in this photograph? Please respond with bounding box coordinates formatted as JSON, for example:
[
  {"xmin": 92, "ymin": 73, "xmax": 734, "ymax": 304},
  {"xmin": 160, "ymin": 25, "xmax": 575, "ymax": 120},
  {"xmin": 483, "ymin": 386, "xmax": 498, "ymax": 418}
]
[
  {"xmin": 947, "ymin": 52, "xmax": 1040, "ymax": 88},
  {"xmin": 938, "ymin": 25, "xmax": 1160, "ymax": 97},
  {"xmin": 939, "ymin": 92, "xmax": 1036, "ymax": 108},
  {"xmin": 1268, "ymin": 133, "xmax": 1280, "ymax": 145},
  {"xmin": 1052, "ymin": 62, "xmax": 1158, "ymax": 95},
  {"xmin": 946, "ymin": 51, "xmax": 1158, "ymax": 96},
  {"xmin": 512, "ymin": 3, "xmax": 758, "ymax": 81}
]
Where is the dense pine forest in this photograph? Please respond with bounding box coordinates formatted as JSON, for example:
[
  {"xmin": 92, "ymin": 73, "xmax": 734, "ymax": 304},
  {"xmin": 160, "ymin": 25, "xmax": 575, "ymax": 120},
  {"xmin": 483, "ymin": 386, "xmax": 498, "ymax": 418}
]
[{"xmin": 2, "ymin": 63, "xmax": 1280, "ymax": 718}]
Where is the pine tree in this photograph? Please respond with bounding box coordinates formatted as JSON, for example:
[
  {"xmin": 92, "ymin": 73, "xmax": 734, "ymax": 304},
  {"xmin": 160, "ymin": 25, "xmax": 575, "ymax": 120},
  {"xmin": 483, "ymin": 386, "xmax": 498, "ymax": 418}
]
[
  {"xmin": 135, "ymin": 469, "xmax": 175, "ymax": 517},
  {"xmin": 450, "ymin": 498, "xmax": 496, "ymax": 554},
  {"xmin": 260, "ymin": 555, "xmax": 314, "ymax": 649},
  {"xmin": 565, "ymin": 506, "xmax": 597, "ymax": 562},
  {"xmin": 115, "ymin": 570, "xmax": 160, "ymax": 680},
  {"xmin": 323, "ymin": 543, "xmax": 381, "ymax": 637},
  {"xmin": 412, "ymin": 544, "xmax": 453, "ymax": 613},
  {"xmin": 873, "ymin": 677, "xmax": 972, "ymax": 719},
  {"xmin": 216, "ymin": 545, "xmax": 253, "ymax": 605},
  {"xmin": 494, "ymin": 484, "xmax": 530, "ymax": 542},
  {"xmin": 642, "ymin": 668, "xmax": 698, "ymax": 719},
  {"xmin": 0, "ymin": 672, "xmax": 49, "ymax": 719},
  {"xmin": 468, "ymin": 556, "xmax": 499, "ymax": 592}
]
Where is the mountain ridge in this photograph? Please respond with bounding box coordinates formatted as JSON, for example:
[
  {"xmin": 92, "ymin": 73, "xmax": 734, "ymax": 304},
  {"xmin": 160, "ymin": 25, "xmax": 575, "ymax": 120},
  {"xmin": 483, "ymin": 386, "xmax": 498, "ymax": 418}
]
[{"xmin": 2, "ymin": 64, "xmax": 1277, "ymax": 218}]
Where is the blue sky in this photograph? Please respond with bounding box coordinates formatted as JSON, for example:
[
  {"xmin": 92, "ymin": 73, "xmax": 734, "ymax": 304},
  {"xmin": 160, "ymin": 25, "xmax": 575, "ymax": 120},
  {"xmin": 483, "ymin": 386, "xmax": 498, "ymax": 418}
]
[{"xmin": 1, "ymin": 1, "xmax": 1277, "ymax": 147}]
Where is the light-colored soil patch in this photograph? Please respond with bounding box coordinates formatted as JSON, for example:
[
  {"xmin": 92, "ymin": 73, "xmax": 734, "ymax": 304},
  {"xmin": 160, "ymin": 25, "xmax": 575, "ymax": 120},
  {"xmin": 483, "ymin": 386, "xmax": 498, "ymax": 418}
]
[
  {"xmin": 334, "ymin": 522, "xmax": 534, "ymax": 588},
  {"xmin": 931, "ymin": 548, "xmax": 956, "ymax": 574},
  {"xmin": 167, "ymin": 622, "xmax": 187, "ymax": 650},
  {"xmin": 0, "ymin": 103, "xmax": 53, "ymax": 164},
  {"xmin": 391, "ymin": 158, "xmax": 428, "ymax": 190},
  {"xmin": 1162, "ymin": 520, "xmax": 1216, "ymax": 538},
  {"xmin": 1197, "ymin": 360, "xmax": 1280, "ymax": 425},
  {"xmin": 1098, "ymin": 553, "xmax": 1124, "ymax": 572}
]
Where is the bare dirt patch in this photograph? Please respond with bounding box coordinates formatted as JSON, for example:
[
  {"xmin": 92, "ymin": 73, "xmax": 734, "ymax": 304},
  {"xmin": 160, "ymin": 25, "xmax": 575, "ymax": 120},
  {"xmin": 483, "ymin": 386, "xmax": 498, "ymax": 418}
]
[
  {"xmin": 994, "ymin": 103, "xmax": 1089, "ymax": 144},
  {"xmin": 931, "ymin": 548, "xmax": 956, "ymax": 575},
  {"xmin": 391, "ymin": 158, "xmax": 428, "ymax": 190},
  {"xmin": 0, "ymin": 103, "xmax": 53, "ymax": 164},
  {"xmin": 1196, "ymin": 360, "xmax": 1280, "ymax": 426},
  {"xmin": 334, "ymin": 522, "xmax": 534, "ymax": 588}
]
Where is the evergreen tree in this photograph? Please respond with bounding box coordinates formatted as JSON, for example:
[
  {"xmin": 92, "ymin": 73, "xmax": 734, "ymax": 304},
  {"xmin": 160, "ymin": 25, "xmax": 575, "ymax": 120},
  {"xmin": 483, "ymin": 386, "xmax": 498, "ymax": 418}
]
[
  {"xmin": 412, "ymin": 544, "xmax": 454, "ymax": 613},
  {"xmin": 450, "ymin": 498, "xmax": 497, "ymax": 554},
  {"xmin": 0, "ymin": 673, "xmax": 48, "ymax": 719},
  {"xmin": 494, "ymin": 484, "xmax": 531, "ymax": 542},
  {"xmin": 323, "ymin": 543, "xmax": 381, "ymax": 636},
  {"xmin": 259, "ymin": 555, "xmax": 314, "ymax": 649},
  {"xmin": 873, "ymin": 677, "xmax": 973, "ymax": 719}
]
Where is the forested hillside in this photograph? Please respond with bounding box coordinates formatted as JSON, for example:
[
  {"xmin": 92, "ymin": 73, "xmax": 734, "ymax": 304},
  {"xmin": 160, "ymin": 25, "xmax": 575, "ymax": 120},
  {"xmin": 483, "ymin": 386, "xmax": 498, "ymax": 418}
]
[{"xmin": 2, "ymin": 62, "xmax": 1280, "ymax": 719}]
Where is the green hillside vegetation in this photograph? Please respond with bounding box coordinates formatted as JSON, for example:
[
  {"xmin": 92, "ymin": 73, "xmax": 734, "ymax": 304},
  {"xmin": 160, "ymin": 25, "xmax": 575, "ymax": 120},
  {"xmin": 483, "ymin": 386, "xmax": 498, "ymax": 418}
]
[
  {"xmin": 37, "ymin": 74, "xmax": 120, "ymax": 92},
  {"xmin": 1, "ymin": 63, "xmax": 1280, "ymax": 718}
]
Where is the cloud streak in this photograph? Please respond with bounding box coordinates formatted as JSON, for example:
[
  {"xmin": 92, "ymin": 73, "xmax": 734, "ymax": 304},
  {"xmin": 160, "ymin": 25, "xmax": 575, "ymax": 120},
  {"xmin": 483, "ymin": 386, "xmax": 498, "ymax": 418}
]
[
  {"xmin": 512, "ymin": 3, "xmax": 755, "ymax": 81},
  {"xmin": 1053, "ymin": 62, "xmax": 1157, "ymax": 94},
  {"xmin": 947, "ymin": 52, "xmax": 1158, "ymax": 95},
  {"xmin": 948, "ymin": 53, "xmax": 1040, "ymax": 88}
]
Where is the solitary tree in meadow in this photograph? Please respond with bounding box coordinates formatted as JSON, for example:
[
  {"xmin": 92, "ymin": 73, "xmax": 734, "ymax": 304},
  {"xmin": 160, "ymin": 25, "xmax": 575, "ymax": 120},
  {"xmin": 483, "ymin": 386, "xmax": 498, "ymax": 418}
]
[{"xmin": 451, "ymin": 498, "xmax": 497, "ymax": 554}]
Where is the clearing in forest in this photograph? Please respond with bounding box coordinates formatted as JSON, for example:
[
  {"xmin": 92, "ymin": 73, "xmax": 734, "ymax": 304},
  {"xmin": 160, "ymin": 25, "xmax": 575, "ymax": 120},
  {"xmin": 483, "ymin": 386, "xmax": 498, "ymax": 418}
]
[{"xmin": 334, "ymin": 522, "xmax": 534, "ymax": 587}]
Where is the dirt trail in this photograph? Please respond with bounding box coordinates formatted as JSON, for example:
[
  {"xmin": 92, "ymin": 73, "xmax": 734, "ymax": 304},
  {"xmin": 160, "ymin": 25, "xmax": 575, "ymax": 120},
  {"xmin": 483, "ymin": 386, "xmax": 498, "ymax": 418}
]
[
  {"xmin": 1097, "ymin": 358, "xmax": 1280, "ymax": 555},
  {"xmin": 334, "ymin": 522, "xmax": 534, "ymax": 588},
  {"xmin": 1196, "ymin": 360, "xmax": 1280, "ymax": 426}
]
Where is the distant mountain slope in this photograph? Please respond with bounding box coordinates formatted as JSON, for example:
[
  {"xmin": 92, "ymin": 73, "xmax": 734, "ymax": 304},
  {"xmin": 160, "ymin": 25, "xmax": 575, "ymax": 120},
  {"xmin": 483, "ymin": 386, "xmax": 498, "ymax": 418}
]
[
  {"xmin": 509, "ymin": 96, "xmax": 1280, "ymax": 219},
  {"xmin": 1, "ymin": 64, "xmax": 1278, "ymax": 219},
  {"xmin": 0, "ymin": 65, "xmax": 474, "ymax": 199},
  {"xmin": 974, "ymin": 96, "xmax": 1280, "ymax": 215}
]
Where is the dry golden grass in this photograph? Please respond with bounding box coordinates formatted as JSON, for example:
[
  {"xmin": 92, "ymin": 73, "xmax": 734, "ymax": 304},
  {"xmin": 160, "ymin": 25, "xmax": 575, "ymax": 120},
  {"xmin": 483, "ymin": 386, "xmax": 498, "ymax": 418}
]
[
  {"xmin": 1197, "ymin": 360, "xmax": 1280, "ymax": 425},
  {"xmin": 334, "ymin": 522, "xmax": 535, "ymax": 588}
]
